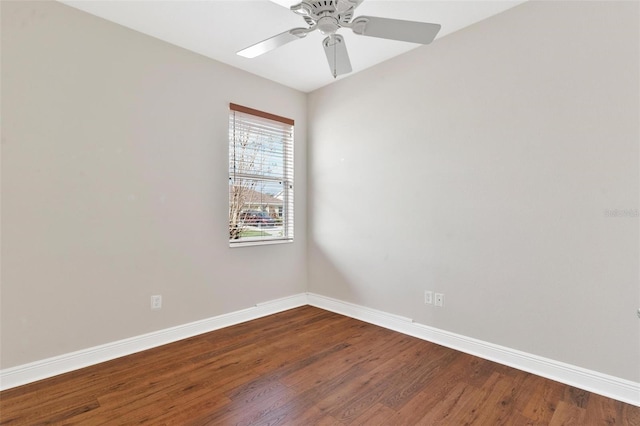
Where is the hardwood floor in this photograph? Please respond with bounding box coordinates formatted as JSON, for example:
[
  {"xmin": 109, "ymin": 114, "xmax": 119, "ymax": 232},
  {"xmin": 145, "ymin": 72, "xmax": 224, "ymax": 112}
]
[{"xmin": 1, "ymin": 306, "xmax": 638, "ymax": 425}]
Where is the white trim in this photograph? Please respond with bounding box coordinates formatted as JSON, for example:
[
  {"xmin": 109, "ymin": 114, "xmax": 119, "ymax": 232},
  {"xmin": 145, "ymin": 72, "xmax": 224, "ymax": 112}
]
[
  {"xmin": 306, "ymin": 293, "xmax": 640, "ymax": 407},
  {"xmin": 229, "ymin": 238, "xmax": 293, "ymax": 248},
  {"xmin": 2, "ymin": 292, "xmax": 638, "ymax": 407},
  {"xmin": 0, "ymin": 293, "xmax": 307, "ymax": 391}
]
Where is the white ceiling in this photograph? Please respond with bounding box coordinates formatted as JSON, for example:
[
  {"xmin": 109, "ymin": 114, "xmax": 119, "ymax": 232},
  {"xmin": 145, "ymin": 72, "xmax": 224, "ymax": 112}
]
[{"xmin": 59, "ymin": 0, "xmax": 525, "ymax": 93}]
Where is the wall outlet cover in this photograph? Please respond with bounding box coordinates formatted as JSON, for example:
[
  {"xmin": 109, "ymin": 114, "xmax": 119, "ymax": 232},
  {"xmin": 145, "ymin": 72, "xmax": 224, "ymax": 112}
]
[
  {"xmin": 151, "ymin": 295, "xmax": 162, "ymax": 310},
  {"xmin": 424, "ymin": 291, "xmax": 433, "ymax": 304}
]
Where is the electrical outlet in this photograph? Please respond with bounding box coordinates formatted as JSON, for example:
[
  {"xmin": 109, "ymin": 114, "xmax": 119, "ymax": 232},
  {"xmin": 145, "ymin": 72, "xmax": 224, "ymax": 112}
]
[
  {"xmin": 424, "ymin": 291, "xmax": 433, "ymax": 305},
  {"xmin": 434, "ymin": 293, "xmax": 444, "ymax": 307},
  {"xmin": 151, "ymin": 295, "xmax": 162, "ymax": 310}
]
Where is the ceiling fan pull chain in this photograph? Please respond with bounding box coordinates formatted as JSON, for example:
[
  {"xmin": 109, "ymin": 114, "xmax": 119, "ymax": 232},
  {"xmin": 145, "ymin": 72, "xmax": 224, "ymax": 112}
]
[{"xmin": 333, "ymin": 35, "xmax": 338, "ymax": 78}]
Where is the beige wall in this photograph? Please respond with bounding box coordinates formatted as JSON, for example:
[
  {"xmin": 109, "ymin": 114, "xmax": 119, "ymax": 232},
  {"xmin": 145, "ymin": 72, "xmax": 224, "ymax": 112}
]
[
  {"xmin": 308, "ymin": 1, "xmax": 639, "ymax": 382},
  {"xmin": 2, "ymin": 0, "xmax": 639, "ymax": 386},
  {"xmin": 1, "ymin": 0, "xmax": 307, "ymax": 368}
]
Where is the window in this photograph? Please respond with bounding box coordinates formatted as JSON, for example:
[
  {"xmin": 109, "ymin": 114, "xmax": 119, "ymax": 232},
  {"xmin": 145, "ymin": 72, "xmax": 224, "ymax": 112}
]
[{"xmin": 229, "ymin": 103, "xmax": 294, "ymax": 245}]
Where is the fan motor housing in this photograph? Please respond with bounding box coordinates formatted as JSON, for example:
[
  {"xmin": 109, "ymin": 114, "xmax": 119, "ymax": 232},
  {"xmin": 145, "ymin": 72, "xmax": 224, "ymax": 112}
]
[
  {"xmin": 317, "ymin": 16, "xmax": 340, "ymax": 35},
  {"xmin": 299, "ymin": 0, "xmax": 359, "ymax": 27}
]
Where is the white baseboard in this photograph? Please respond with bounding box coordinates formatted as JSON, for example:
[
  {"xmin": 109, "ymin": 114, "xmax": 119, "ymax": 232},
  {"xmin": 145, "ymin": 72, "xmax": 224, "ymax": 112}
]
[
  {"xmin": 0, "ymin": 293, "xmax": 308, "ymax": 391},
  {"xmin": 2, "ymin": 292, "xmax": 638, "ymax": 407},
  {"xmin": 307, "ymin": 293, "xmax": 640, "ymax": 407}
]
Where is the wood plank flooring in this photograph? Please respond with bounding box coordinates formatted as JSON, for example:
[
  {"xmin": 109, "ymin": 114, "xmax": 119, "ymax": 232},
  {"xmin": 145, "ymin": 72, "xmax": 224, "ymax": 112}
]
[{"xmin": 1, "ymin": 306, "xmax": 638, "ymax": 425}]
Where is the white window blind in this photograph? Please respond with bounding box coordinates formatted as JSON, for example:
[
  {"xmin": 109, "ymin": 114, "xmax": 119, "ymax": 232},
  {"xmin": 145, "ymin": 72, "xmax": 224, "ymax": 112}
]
[{"xmin": 229, "ymin": 103, "xmax": 294, "ymax": 245}]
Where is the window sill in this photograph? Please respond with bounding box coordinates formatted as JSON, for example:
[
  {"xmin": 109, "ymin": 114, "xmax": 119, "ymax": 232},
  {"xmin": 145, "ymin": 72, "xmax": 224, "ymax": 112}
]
[{"xmin": 229, "ymin": 238, "xmax": 294, "ymax": 248}]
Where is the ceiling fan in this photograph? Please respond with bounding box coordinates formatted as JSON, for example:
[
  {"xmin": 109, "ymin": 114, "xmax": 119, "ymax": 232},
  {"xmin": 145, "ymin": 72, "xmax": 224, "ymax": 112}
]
[{"xmin": 237, "ymin": 0, "xmax": 441, "ymax": 78}]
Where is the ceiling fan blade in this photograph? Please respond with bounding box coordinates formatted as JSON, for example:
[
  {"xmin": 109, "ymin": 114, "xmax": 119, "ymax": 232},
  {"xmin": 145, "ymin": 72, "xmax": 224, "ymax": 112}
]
[
  {"xmin": 237, "ymin": 29, "xmax": 305, "ymax": 58},
  {"xmin": 323, "ymin": 35, "xmax": 352, "ymax": 78},
  {"xmin": 351, "ymin": 16, "xmax": 441, "ymax": 44}
]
